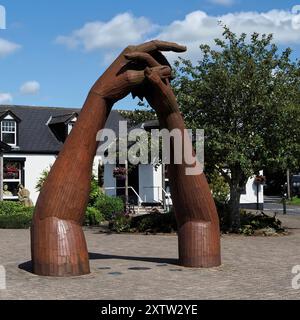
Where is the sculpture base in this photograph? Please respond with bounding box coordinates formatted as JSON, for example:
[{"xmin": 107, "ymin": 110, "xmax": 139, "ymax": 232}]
[
  {"xmin": 31, "ymin": 217, "xmax": 90, "ymax": 277},
  {"xmin": 178, "ymin": 221, "xmax": 221, "ymax": 268}
]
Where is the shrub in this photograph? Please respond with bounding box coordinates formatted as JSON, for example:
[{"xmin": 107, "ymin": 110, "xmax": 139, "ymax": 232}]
[
  {"xmin": 208, "ymin": 170, "xmax": 230, "ymax": 204},
  {"xmin": 95, "ymin": 194, "xmax": 124, "ymax": 221},
  {"xmin": 0, "ymin": 213, "xmax": 33, "ymax": 229},
  {"xmin": 109, "ymin": 213, "xmax": 131, "ymax": 233},
  {"xmin": 85, "ymin": 206, "xmax": 104, "ymax": 226},
  {"xmin": 108, "ymin": 211, "xmax": 177, "ymax": 234},
  {"xmin": 239, "ymin": 211, "xmax": 285, "ymax": 236},
  {"xmin": 213, "ymin": 201, "xmax": 285, "ymax": 235},
  {"xmin": 0, "ymin": 201, "xmax": 34, "ymax": 229},
  {"xmin": 130, "ymin": 211, "xmax": 177, "ymax": 233},
  {"xmin": 89, "ymin": 175, "xmax": 102, "ymax": 207}
]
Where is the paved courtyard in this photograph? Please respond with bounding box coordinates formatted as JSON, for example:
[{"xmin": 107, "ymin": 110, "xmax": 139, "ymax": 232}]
[{"xmin": 0, "ymin": 214, "xmax": 300, "ymax": 300}]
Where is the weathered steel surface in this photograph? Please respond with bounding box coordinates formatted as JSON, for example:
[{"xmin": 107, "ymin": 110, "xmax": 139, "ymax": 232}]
[{"xmin": 31, "ymin": 41, "xmax": 220, "ymax": 276}]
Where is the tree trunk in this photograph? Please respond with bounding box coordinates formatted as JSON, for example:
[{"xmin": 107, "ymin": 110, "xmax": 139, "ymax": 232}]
[{"xmin": 229, "ymin": 180, "xmax": 241, "ymax": 232}]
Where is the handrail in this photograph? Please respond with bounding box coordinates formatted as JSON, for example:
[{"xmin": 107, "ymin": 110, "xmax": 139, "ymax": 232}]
[{"xmin": 104, "ymin": 186, "xmax": 143, "ymax": 214}]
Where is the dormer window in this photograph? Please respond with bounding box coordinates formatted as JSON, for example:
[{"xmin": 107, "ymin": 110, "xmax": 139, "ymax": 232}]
[
  {"xmin": 0, "ymin": 111, "xmax": 20, "ymax": 147},
  {"xmin": 47, "ymin": 112, "xmax": 78, "ymax": 142},
  {"xmin": 1, "ymin": 120, "xmax": 17, "ymax": 146}
]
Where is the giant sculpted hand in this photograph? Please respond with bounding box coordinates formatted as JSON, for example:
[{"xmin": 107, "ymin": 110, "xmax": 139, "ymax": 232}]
[
  {"xmin": 31, "ymin": 41, "xmax": 185, "ymax": 276},
  {"xmin": 126, "ymin": 51, "xmax": 221, "ymax": 267}
]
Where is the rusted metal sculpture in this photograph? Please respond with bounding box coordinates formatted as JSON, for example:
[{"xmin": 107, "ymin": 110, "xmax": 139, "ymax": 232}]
[{"xmin": 31, "ymin": 40, "xmax": 221, "ymax": 277}]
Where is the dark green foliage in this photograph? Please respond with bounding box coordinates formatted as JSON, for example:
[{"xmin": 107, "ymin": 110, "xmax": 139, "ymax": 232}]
[
  {"xmin": 119, "ymin": 109, "xmax": 157, "ymax": 127},
  {"xmin": 85, "ymin": 206, "xmax": 104, "ymax": 226},
  {"xmin": 109, "ymin": 211, "xmax": 177, "ymax": 234},
  {"xmin": 215, "ymin": 200, "xmax": 285, "ymax": 235},
  {"xmin": 131, "ymin": 211, "xmax": 177, "ymax": 233},
  {"xmin": 88, "ymin": 175, "xmax": 102, "ymax": 207},
  {"xmin": 0, "ymin": 201, "xmax": 34, "ymax": 229},
  {"xmin": 109, "ymin": 213, "xmax": 131, "ymax": 233},
  {"xmin": 173, "ymin": 26, "xmax": 300, "ymax": 230},
  {"xmin": 208, "ymin": 170, "xmax": 230, "ymax": 204},
  {"xmin": 94, "ymin": 193, "xmax": 124, "ymax": 221},
  {"xmin": 239, "ymin": 211, "xmax": 285, "ymax": 236}
]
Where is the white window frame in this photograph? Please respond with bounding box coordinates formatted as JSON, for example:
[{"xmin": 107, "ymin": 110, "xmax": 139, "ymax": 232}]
[
  {"xmin": 1, "ymin": 117, "xmax": 17, "ymax": 146},
  {"xmin": 3, "ymin": 160, "xmax": 22, "ymax": 200}
]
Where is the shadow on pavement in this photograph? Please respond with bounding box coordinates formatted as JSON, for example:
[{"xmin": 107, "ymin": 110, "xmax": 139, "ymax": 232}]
[
  {"xmin": 89, "ymin": 252, "xmax": 178, "ymax": 265},
  {"xmin": 18, "ymin": 254, "xmax": 178, "ymax": 274}
]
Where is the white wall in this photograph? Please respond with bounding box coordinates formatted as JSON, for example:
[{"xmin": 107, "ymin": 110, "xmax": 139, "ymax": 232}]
[
  {"xmin": 5, "ymin": 154, "xmax": 57, "ymax": 204},
  {"xmin": 153, "ymin": 165, "xmax": 163, "ymax": 202},
  {"xmin": 103, "ymin": 164, "xmax": 116, "ymax": 197},
  {"xmin": 139, "ymin": 164, "xmax": 163, "ymax": 203}
]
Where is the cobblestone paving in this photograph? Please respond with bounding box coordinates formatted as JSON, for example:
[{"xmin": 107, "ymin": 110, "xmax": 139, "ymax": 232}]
[{"xmin": 0, "ymin": 214, "xmax": 300, "ymax": 300}]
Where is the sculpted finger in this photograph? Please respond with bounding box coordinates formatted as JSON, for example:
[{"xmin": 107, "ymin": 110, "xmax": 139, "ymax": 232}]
[
  {"xmin": 136, "ymin": 40, "xmax": 187, "ymax": 53},
  {"xmin": 124, "ymin": 52, "xmax": 160, "ymax": 67},
  {"xmin": 144, "ymin": 66, "xmax": 167, "ymax": 88},
  {"xmin": 125, "ymin": 66, "xmax": 171, "ymax": 85}
]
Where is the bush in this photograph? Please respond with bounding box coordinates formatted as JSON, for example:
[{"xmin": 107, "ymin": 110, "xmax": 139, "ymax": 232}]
[
  {"xmin": 109, "ymin": 213, "xmax": 131, "ymax": 233},
  {"xmin": 0, "ymin": 201, "xmax": 34, "ymax": 229},
  {"xmin": 213, "ymin": 201, "xmax": 285, "ymax": 235},
  {"xmin": 239, "ymin": 211, "xmax": 285, "ymax": 236},
  {"xmin": 95, "ymin": 194, "xmax": 124, "ymax": 221},
  {"xmin": 85, "ymin": 206, "xmax": 104, "ymax": 226},
  {"xmin": 208, "ymin": 170, "xmax": 230, "ymax": 204},
  {"xmin": 108, "ymin": 211, "xmax": 177, "ymax": 234},
  {"xmin": 89, "ymin": 175, "xmax": 102, "ymax": 207},
  {"xmin": 0, "ymin": 213, "xmax": 33, "ymax": 229},
  {"xmin": 131, "ymin": 211, "xmax": 177, "ymax": 233}
]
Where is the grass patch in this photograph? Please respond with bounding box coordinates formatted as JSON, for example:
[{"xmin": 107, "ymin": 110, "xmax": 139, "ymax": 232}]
[{"xmin": 286, "ymin": 196, "xmax": 300, "ymax": 206}]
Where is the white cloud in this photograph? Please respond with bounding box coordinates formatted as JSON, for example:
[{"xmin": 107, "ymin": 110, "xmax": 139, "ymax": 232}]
[
  {"xmin": 56, "ymin": 9, "xmax": 300, "ymax": 63},
  {"xmin": 0, "ymin": 93, "xmax": 13, "ymax": 104},
  {"xmin": 155, "ymin": 10, "xmax": 300, "ymax": 62},
  {"xmin": 0, "ymin": 38, "xmax": 21, "ymax": 57},
  {"xmin": 20, "ymin": 81, "xmax": 40, "ymax": 95},
  {"xmin": 209, "ymin": 0, "xmax": 235, "ymax": 6},
  {"xmin": 56, "ymin": 12, "xmax": 155, "ymax": 51}
]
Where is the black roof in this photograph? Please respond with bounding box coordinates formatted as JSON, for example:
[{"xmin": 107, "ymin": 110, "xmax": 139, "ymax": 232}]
[
  {"xmin": 48, "ymin": 112, "xmax": 78, "ymax": 125},
  {"xmin": 0, "ymin": 105, "xmax": 127, "ymax": 154}
]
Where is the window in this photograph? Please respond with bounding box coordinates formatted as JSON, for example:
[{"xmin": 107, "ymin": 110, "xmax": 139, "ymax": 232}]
[
  {"xmin": 3, "ymin": 160, "xmax": 24, "ymax": 199},
  {"xmin": 1, "ymin": 120, "xmax": 16, "ymax": 146}
]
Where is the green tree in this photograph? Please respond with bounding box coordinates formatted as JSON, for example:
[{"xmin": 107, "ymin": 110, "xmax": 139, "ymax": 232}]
[
  {"xmin": 119, "ymin": 109, "xmax": 157, "ymax": 127},
  {"xmin": 173, "ymin": 26, "xmax": 300, "ymax": 231}
]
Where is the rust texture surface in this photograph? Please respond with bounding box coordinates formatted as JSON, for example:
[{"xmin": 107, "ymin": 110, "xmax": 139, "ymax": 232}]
[{"xmin": 31, "ymin": 41, "xmax": 221, "ymax": 276}]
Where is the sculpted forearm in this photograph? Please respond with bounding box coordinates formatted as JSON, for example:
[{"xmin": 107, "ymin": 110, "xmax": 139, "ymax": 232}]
[
  {"xmin": 31, "ymin": 92, "xmax": 110, "ymax": 276},
  {"xmin": 34, "ymin": 92, "xmax": 109, "ymax": 223},
  {"xmin": 144, "ymin": 68, "xmax": 221, "ymax": 267}
]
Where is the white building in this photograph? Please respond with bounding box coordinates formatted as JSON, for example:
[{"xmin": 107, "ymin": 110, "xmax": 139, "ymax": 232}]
[{"xmin": 0, "ymin": 105, "xmax": 263, "ymax": 210}]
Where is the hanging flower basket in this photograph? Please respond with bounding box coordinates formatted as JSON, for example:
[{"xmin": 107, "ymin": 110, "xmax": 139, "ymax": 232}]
[
  {"xmin": 113, "ymin": 167, "xmax": 127, "ymax": 180},
  {"xmin": 254, "ymin": 175, "xmax": 266, "ymax": 185},
  {"xmin": 4, "ymin": 164, "xmax": 19, "ymax": 179}
]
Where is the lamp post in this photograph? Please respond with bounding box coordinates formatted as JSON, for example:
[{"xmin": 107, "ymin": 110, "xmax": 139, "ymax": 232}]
[{"xmin": 282, "ymin": 183, "xmax": 287, "ymax": 215}]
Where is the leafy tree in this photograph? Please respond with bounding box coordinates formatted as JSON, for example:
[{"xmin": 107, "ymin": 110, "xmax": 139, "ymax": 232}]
[
  {"xmin": 172, "ymin": 26, "xmax": 300, "ymax": 231},
  {"xmin": 119, "ymin": 109, "xmax": 156, "ymax": 127},
  {"xmin": 35, "ymin": 166, "xmax": 51, "ymax": 191}
]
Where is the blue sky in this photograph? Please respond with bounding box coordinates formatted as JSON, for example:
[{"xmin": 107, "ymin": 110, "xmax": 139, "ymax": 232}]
[{"xmin": 0, "ymin": 0, "xmax": 300, "ymax": 110}]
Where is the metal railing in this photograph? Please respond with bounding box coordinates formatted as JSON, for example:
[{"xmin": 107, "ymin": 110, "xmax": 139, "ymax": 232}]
[{"xmin": 104, "ymin": 186, "xmax": 143, "ymax": 214}]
